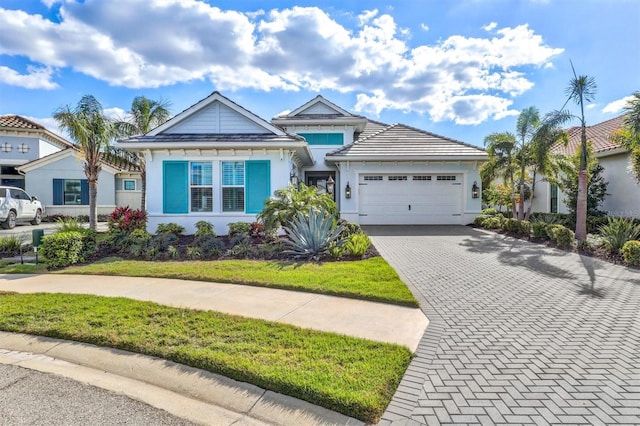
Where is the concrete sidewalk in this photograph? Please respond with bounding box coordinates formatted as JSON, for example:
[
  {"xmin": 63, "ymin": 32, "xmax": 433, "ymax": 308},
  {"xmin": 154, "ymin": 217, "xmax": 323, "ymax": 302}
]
[{"xmin": 0, "ymin": 273, "xmax": 427, "ymax": 351}]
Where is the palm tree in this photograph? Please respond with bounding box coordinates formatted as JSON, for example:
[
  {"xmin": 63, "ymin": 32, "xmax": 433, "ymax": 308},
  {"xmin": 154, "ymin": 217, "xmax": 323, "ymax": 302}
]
[
  {"xmin": 54, "ymin": 95, "xmax": 115, "ymax": 230},
  {"xmin": 481, "ymin": 132, "xmax": 518, "ymax": 218},
  {"xmin": 114, "ymin": 96, "xmax": 171, "ymax": 212},
  {"xmin": 614, "ymin": 92, "xmax": 640, "ymax": 183},
  {"xmin": 515, "ymin": 107, "xmax": 540, "ymax": 220}
]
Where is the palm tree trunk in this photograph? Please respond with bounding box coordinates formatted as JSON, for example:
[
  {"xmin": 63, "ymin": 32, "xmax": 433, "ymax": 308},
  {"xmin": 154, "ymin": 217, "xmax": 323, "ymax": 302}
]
[
  {"xmin": 525, "ymin": 169, "xmax": 537, "ymax": 221},
  {"xmin": 140, "ymin": 168, "xmax": 146, "ymax": 212},
  {"xmin": 89, "ymin": 179, "xmax": 98, "ymax": 231},
  {"xmin": 575, "ymin": 170, "xmax": 588, "ymax": 240}
]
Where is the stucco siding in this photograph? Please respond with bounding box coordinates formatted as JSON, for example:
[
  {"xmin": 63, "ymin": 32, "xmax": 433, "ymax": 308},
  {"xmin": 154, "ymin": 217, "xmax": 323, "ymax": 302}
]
[
  {"xmin": 600, "ymin": 153, "xmax": 640, "ymax": 217},
  {"xmin": 38, "ymin": 139, "xmax": 62, "ymax": 157},
  {"xmin": 300, "ymin": 103, "xmax": 339, "ymax": 115},
  {"xmin": 0, "ymin": 135, "xmax": 41, "ymax": 165},
  {"xmin": 335, "ymin": 161, "xmax": 482, "ymax": 225},
  {"xmin": 145, "ymin": 150, "xmax": 293, "ymax": 234}
]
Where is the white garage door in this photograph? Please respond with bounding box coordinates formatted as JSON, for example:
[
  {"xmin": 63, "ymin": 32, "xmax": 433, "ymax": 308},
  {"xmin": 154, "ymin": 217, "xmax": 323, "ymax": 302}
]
[{"xmin": 358, "ymin": 174, "xmax": 462, "ymax": 225}]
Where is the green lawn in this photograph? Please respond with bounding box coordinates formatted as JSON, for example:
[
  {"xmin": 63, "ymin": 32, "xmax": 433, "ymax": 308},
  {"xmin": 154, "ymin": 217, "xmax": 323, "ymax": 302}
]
[
  {"xmin": 0, "ymin": 292, "xmax": 411, "ymax": 423},
  {"xmin": 61, "ymin": 257, "xmax": 418, "ymax": 307}
]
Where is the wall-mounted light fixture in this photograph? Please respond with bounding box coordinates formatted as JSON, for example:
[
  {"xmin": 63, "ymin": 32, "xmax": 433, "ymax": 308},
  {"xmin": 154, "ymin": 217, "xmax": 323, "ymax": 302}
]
[
  {"xmin": 1, "ymin": 142, "xmax": 11, "ymax": 153},
  {"xmin": 326, "ymin": 176, "xmax": 335, "ymax": 194},
  {"xmin": 472, "ymin": 181, "xmax": 479, "ymax": 199},
  {"xmin": 345, "ymin": 182, "xmax": 351, "ymax": 199},
  {"xmin": 18, "ymin": 143, "xmax": 30, "ymax": 154},
  {"xmin": 290, "ymin": 170, "xmax": 299, "ymax": 187}
]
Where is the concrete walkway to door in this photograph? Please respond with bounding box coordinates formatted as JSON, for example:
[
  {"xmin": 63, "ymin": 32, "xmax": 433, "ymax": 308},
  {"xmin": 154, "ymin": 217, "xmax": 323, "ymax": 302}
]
[{"xmin": 367, "ymin": 225, "xmax": 640, "ymax": 425}]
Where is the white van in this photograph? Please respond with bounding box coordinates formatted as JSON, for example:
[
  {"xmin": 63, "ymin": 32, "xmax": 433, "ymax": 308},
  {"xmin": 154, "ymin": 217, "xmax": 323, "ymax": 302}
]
[{"xmin": 0, "ymin": 186, "xmax": 44, "ymax": 229}]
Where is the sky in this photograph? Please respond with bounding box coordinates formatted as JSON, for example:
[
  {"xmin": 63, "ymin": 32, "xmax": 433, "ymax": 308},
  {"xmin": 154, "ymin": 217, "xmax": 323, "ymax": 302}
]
[{"xmin": 0, "ymin": 0, "xmax": 638, "ymax": 147}]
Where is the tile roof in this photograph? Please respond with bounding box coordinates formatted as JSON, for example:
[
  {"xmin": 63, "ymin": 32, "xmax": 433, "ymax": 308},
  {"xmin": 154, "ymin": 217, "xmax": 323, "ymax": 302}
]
[
  {"xmin": 327, "ymin": 123, "xmax": 487, "ymax": 160},
  {"xmin": 553, "ymin": 115, "xmax": 626, "ymax": 156},
  {"xmin": 354, "ymin": 119, "xmax": 390, "ymax": 141},
  {"xmin": 0, "ymin": 115, "xmax": 45, "ymax": 130}
]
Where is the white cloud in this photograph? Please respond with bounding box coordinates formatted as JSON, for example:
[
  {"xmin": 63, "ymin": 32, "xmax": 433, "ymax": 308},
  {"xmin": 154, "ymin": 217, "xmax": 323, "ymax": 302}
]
[
  {"xmin": 0, "ymin": 3, "xmax": 564, "ymax": 125},
  {"xmin": 483, "ymin": 22, "xmax": 498, "ymax": 32},
  {"xmin": 25, "ymin": 116, "xmax": 66, "ymax": 138},
  {"xmin": 603, "ymin": 96, "xmax": 634, "ymax": 114},
  {"xmin": 420, "ymin": 23, "xmax": 429, "ymax": 31},
  {"xmin": 0, "ymin": 65, "xmax": 58, "ymax": 89}
]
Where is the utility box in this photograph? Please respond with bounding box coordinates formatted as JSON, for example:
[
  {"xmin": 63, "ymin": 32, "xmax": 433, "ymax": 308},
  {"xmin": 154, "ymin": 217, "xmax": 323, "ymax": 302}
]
[{"xmin": 32, "ymin": 229, "xmax": 44, "ymax": 248}]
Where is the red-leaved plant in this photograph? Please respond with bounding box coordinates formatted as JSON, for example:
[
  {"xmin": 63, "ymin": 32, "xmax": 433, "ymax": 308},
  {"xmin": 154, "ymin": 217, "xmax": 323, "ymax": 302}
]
[{"xmin": 108, "ymin": 206, "xmax": 147, "ymax": 234}]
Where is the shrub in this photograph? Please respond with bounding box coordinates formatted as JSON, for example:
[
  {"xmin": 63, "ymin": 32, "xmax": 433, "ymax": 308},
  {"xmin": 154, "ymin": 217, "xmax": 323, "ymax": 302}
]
[
  {"xmin": 484, "ymin": 216, "xmax": 503, "ymax": 229},
  {"xmin": 229, "ymin": 234, "xmax": 251, "ymax": 247},
  {"xmin": 227, "ymin": 222, "xmax": 251, "ymax": 237},
  {"xmin": 551, "ymin": 225, "xmax": 574, "ymax": 249},
  {"xmin": 225, "ymin": 242, "xmax": 253, "ymax": 258},
  {"xmin": 254, "ymin": 241, "xmax": 286, "ymax": 259},
  {"xmin": 337, "ymin": 220, "xmax": 363, "ymax": 240},
  {"xmin": 503, "ymin": 218, "xmax": 520, "ymax": 232},
  {"xmin": 257, "ymin": 183, "xmax": 338, "ymax": 234},
  {"xmin": 79, "ymin": 229, "xmax": 97, "ymax": 260},
  {"xmin": 473, "ymin": 215, "xmax": 489, "ymax": 227},
  {"xmin": 546, "ymin": 223, "xmax": 560, "ymax": 240},
  {"xmin": 327, "ymin": 241, "xmax": 344, "ymax": 259},
  {"xmin": 108, "ymin": 206, "xmax": 147, "ymax": 234},
  {"xmin": 155, "ymin": 222, "xmax": 185, "ymax": 236},
  {"xmin": 598, "ymin": 217, "xmax": 640, "ymax": 253},
  {"xmin": 283, "ymin": 208, "xmax": 345, "ymax": 259},
  {"xmin": 249, "ymin": 222, "xmax": 265, "ymax": 239},
  {"xmin": 192, "ymin": 234, "xmax": 225, "ymax": 256},
  {"xmin": 0, "ymin": 235, "xmax": 24, "ymax": 254},
  {"xmin": 55, "ymin": 217, "xmax": 85, "ymax": 233},
  {"xmin": 481, "ymin": 208, "xmax": 499, "ymax": 216},
  {"xmin": 186, "ymin": 246, "xmax": 201, "ymax": 260},
  {"xmin": 194, "ymin": 221, "xmax": 215, "ymax": 238},
  {"xmin": 149, "ymin": 233, "xmax": 179, "ymax": 253},
  {"xmin": 621, "ymin": 240, "xmax": 640, "ymax": 266},
  {"xmin": 167, "ymin": 245, "xmax": 179, "ymax": 259},
  {"xmin": 344, "ymin": 233, "xmax": 371, "ymax": 257},
  {"xmin": 517, "ymin": 220, "xmax": 531, "ymax": 236},
  {"xmin": 41, "ymin": 231, "xmax": 84, "ymax": 268},
  {"xmin": 532, "ymin": 222, "xmax": 548, "ymax": 239}
]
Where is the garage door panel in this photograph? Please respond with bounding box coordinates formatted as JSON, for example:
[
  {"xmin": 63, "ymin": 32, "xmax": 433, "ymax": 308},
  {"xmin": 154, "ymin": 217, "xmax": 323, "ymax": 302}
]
[{"xmin": 358, "ymin": 174, "xmax": 462, "ymax": 225}]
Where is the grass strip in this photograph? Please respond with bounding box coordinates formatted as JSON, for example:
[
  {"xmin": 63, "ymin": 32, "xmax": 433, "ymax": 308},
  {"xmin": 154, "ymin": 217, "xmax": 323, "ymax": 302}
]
[
  {"xmin": 0, "ymin": 292, "xmax": 411, "ymax": 423},
  {"xmin": 61, "ymin": 257, "xmax": 418, "ymax": 307}
]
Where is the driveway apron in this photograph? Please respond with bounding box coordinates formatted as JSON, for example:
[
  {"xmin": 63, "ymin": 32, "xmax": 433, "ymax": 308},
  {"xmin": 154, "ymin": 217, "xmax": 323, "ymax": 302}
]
[{"xmin": 367, "ymin": 225, "xmax": 640, "ymax": 425}]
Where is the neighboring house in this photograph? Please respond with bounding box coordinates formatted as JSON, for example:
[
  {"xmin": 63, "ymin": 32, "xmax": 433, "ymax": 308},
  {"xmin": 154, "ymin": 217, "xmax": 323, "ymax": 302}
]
[
  {"xmin": 529, "ymin": 115, "xmax": 640, "ymax": 218},
  {"xmin": 118, "ymin": 92, "xmax": 487, "ymax": 234},
  {"xmin": 16, "ymin": 147, "xmax": 142, "ymax": 216},
  {"xmin": 0, "ymin": 115, "xmax": 74, "ymax": 189}
]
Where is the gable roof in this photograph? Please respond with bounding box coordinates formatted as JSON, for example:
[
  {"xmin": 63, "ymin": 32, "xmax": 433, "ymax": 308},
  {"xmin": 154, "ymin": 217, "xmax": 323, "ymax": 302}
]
[
  {"xmin": 148, "ymin": 91, "xmax": 286, "ymax": 136},
  {"xmin": 272, "ymin": 95, "xmax": 368, "ymax": 131},
  {"xmin": 0, "ymin": 114, "xmax": 74, "ymax": 149},
  {"xmin": 325, "ymin": 123, "xmax": 487, "ymax": 162},
  {"xmin": 553, "ymin": 115, "xmax": 626, "ymax": 157},
  {"xmin": 16, "ymin": 147, "xmax": 140, "ymax": 174}
]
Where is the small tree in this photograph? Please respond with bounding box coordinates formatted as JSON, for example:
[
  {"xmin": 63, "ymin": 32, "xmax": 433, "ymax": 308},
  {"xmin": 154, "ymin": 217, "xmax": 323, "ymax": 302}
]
[{"xmin": 557, "ymin": 145, "xmax": 608, "ymax": 219}]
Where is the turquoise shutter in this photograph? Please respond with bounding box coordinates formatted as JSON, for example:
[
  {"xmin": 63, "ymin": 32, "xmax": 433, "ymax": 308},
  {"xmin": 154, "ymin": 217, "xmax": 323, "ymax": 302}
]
[
  {"xmin": 163, "ymin": 161, "xmax": 188, "ymax": 213},
  {"xmin": 80, "ymin": 179, "xmax": 89, "ymax": 205},
  {"xmin": 245, "ymin": 160, "xmax": 270, "ymax": 214},
  {"xmin": 53, "ymin": 179, "xmax": 63, "ymax": 205}
]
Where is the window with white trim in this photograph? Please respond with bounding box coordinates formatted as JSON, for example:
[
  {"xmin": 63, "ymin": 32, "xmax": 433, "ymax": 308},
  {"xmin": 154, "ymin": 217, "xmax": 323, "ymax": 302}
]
[
  {"xmin": 123, "ymin": 179, "xmax": 136, "ymax": 191},
  {"xmin": 388, "ymin": 176, "xmax": 407, "ymax": 181},
  {"xmin": 222, "ymin": 161, "xmax": 244, "ymax": 212},
  {"xmin": 363, "ymin": 175, "xmax": 383, "ymax": 181},
  {"xmin": 190, "ymin": 162, "xmax": 213, "ymax": 212},
  {"xmin": 436, "ymin": 175, "xmax": 456, "ymax": 181},
  {"xmin": 412, "ymin": 175, "xmax": 431, "ymax": 181}
]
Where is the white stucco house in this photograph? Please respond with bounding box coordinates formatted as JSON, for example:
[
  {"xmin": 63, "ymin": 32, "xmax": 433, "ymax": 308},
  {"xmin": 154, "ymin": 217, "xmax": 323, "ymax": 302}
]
[
  {"xmin": 118, "ymin": 92, "xmax": 487, "ymax": 233},
  {"xmin": 118, "ymin": 92, "xmax": 487, "ymax": 234},
  {"xmin": 529, "ymin": 115, "xmax": 640, "ymax": 218},
  {"xmin": 17, "ymin": 148, "xmax": 142, "ymax": 216},
  {"xmin": 0, "ymin": 115, "xmax": 73, "ymax": 189}
]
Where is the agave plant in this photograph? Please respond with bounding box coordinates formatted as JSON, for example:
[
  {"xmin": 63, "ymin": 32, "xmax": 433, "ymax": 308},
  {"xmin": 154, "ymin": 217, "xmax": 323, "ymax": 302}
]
[
  {"xmin": 283, "ymin": 208, "xmax": 344, "ymax": 259},
  {"xmin": 599, "ymin": 217, "xmax": 640, "ymax": 253}
]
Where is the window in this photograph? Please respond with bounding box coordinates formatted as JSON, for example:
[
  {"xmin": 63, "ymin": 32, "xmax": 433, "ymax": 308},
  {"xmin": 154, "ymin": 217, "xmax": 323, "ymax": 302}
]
[
  {"xmin": 222, "ymin": 161, "xmax": 244, "ymax": 212},
  {"xmin": 363, "ymin": 175, "xmax": 383, "ymax": 181},
  {"xmin": 550, "ymin": 183, "xmax": 558, "ymax": 213},
  {"xmin": 298, "ymin": 133, "xmax": 344, "ymax": 146},
  {"xmin": 123, "ymin": 179, "xmax": 136, "ymax": 191},
  {"xmin": 10, "ymin": 188, "xmax": 31, "ymax": 201},
  {"xmin": 436, "ymin": 175, "xmax": 456, "ymax": 181},
  {"xmin": 63, "ymin": 179, "xmax": 82, "ymax": 204},
  {"xmin": 412, "ymin": 175, "xmax": 431, "ymax": 181},
  {"xmin": 190, "ymin": 162, "xmax": 213, "ymax": 212},
  {"xmin": 388, "ymin": 176, "xmax": 407, "ymax": 181}
]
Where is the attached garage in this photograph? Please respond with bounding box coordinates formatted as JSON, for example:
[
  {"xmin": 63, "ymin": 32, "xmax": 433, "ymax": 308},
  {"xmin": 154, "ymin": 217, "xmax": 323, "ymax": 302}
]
[
  {"xmin": 358, "ymin": 173, "xmax": 463, "ymax": 225},
  {"xmin": 325, "ymin": 123, "xmax": 488, "ymax": 226}
]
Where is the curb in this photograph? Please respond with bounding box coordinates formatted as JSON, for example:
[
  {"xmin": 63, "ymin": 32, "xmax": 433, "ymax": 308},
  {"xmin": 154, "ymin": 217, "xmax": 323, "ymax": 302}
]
[{"xmin": 0, "ymin": 332, "xmax": 363, "ymax": 426}]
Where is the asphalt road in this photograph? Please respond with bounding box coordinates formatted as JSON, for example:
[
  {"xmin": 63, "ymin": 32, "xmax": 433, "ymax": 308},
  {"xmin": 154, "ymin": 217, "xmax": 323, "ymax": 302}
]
[{"xmin": 0, "ymin": 364, "xmax": 196, "ymax": 425}]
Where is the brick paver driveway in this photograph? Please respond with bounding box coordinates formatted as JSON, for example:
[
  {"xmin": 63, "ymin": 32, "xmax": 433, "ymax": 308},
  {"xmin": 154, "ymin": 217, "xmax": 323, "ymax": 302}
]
[{"xmin": 367, "ymin": 226, "xmax": 640, "ymax": 425}]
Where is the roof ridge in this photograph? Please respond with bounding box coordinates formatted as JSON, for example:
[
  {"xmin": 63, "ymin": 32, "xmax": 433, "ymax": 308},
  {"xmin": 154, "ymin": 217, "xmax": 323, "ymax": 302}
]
[
  {"xmin": 368, "ymin": 122, "xmax": 485, "ymax": 151},
  {"xmin": 0, "ymin": 114, "xmax": 45, "ymax": 130}
]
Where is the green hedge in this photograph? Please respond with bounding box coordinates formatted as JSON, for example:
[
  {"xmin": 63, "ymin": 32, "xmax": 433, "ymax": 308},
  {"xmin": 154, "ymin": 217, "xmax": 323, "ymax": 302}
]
[{"xmin": 622, "ymin": 240, "xmax": 640, "ymax": 266}]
